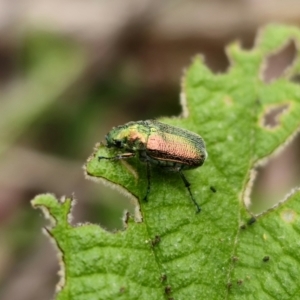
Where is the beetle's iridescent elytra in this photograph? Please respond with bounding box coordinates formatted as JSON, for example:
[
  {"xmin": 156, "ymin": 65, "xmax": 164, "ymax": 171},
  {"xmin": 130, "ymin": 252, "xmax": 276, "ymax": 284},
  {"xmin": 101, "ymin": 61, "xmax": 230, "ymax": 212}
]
[{"xmin": 98, "ymin": 120, "xmax": 207, "ymax": 213}]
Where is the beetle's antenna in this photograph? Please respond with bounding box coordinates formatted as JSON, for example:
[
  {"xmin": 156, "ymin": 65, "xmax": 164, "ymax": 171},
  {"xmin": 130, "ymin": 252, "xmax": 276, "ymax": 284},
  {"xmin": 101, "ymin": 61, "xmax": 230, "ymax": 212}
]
[
  {"xmin": 98, "ymin": 153, "xmax": 135, "ymax": 161},
  {"xmin": 98, "ymin": 156, "xmax": 116, "ymax": 160},
  {"xmin": 143, "ymin": 161, "xmax": 151, "ymax": 202},
  {"xmin": 179, "ymin": 171, "xmax": 201, "ymax": 213}
]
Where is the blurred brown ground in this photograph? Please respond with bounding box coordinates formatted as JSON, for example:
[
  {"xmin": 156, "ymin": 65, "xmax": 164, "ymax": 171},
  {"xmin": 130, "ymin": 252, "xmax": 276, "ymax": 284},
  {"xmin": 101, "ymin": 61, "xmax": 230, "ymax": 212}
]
[{"xmin": 0, "ymin": 0, "xmax": 300, "ymax": 299}]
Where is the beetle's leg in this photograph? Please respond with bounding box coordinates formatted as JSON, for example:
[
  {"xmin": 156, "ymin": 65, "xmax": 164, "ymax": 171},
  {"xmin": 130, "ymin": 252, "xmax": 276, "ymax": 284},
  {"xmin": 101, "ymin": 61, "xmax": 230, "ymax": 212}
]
[
  {"xmin": 98, "ymin": 152, "xmax": 135, "ymax": 161},
  {"xmin": 178, "ymin": 171, "xmax": 201, "ymax": 213},
  {"xmin": 143, "ymin": 160, "xmax": 151, "ymax": 202}
]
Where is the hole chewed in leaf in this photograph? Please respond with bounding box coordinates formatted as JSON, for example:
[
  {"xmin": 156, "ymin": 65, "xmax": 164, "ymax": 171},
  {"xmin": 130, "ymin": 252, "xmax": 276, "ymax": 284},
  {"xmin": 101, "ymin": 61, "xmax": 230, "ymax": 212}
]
[
  {"xmin": 260, "ymin": 103, "xmax": 291, "ymax": 130},
  {"xmin": 262, "ymin": 40, "xmax": 296, "ymax": 83},
  {"xmin": 247, "ymin": 134, "xmax": 300, "ymax": 214}
]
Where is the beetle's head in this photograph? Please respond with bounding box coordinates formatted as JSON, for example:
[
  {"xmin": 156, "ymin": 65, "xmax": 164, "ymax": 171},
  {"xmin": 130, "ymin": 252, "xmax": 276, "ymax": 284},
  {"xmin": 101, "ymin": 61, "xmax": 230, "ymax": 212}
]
[
  {"xmin": 105, "ymin": 126, "xmax": 128, "ymax": 149},
  {"xmin": 105, "ymin": 122, "xmax": 147, "ymax": 151}
]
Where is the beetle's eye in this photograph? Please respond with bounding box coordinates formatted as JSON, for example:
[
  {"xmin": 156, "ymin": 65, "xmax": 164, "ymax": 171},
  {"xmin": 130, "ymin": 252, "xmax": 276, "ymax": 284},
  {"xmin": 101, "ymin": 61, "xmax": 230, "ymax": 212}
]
[{"xmin": 114, "ymin": 140, "xmax": 122, "ymax": 148}]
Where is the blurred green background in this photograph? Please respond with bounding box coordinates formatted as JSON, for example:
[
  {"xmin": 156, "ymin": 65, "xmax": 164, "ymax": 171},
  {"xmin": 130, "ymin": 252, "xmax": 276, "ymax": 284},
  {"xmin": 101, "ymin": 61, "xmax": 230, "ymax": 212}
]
[{"xmin": 1, "ymin": 1, "xmax": 300, "ymax": 299}]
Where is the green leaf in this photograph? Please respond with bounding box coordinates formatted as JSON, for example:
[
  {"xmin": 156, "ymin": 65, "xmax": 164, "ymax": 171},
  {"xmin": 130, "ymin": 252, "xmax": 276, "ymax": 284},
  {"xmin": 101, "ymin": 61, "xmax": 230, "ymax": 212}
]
[{"xmin": 32, "ymin": 24, "xmax": 300, "ymax": 300}]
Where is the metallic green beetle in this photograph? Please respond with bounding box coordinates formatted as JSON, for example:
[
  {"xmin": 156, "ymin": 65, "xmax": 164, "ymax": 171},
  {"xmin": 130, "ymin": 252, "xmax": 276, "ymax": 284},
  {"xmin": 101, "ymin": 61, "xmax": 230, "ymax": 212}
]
[{"xmin": 98, "ymin": 120, "xmax": 207, "ymax": 213}]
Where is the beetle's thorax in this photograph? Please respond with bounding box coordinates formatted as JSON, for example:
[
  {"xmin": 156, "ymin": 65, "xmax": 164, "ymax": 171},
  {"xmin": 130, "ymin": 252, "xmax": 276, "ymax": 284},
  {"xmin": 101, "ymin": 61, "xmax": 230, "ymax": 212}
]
[{"xmin": 125, "ymin": 127, "xmax": 147, "ymax": 150}]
